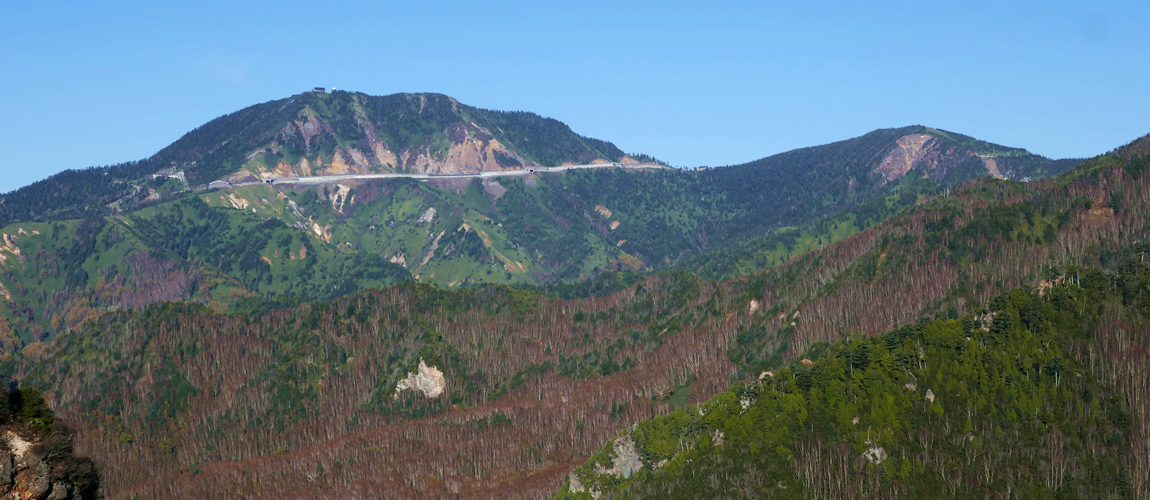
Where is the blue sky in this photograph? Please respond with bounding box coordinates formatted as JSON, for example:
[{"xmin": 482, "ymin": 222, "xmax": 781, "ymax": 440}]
[{"xmin": 1, "ymin": 0, "xmax": 1147, "ymax": 193}]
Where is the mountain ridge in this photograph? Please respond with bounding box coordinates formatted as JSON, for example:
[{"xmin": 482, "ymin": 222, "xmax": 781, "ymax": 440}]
[
  {"xmin": 150, "ymin": 90, "xmax": 647, "ymax": 185},
  {"xmin": 0, "ymin": 109, "xmax": 1090, "ymax": 346},
  {"xmin": 0, "ymin": 90, "xmax": 1080, "ymax": 231},
  {"xmin": 0, "ymin": 91, "xmax": 653, "ymax": 229}
]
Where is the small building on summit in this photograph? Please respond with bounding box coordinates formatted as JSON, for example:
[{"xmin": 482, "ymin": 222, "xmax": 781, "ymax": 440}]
[{"xmin": 312, "ymin": 87, "xmax": 327, "ymax": 93}]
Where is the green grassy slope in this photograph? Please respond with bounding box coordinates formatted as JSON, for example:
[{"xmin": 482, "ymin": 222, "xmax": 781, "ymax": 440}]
[{"xmin": 0, "ymin": 194, "xmax": 412, "ymax": 345}]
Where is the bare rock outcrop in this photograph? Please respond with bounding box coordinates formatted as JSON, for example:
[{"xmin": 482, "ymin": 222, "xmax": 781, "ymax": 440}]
[
  {"xmin": 593, "ymin": 435, "xmax": 643, "ymax": 479},
  {"xmin": 873, "ymin": 133, "xmax": 1009, "ymax": 187},
  {"xmin": 394, "ymin": 358, "xmax": 447, "ymax": 399},
  {"xmin": 0, "ymin": 431, "xmax": 89, "ymax": 500}
]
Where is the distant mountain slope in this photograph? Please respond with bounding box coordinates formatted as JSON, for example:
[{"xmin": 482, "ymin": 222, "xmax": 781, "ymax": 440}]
[
  {"xmin": 157, "ymin": 91, "xmax": 639, "ymax": 185},
  {"xmin": 703, "ymin": 125, "xmax": 1077, "ymax": 231},
  {"xmin": 0, "ymin": 91, "xmax": 645, "ymax": 228},
  {"xmin": 0, "ymin": 118, "xmax": 1086, "ymax": 345},
  {"xmin": 205, "ymin": 124, "xmax": 1079, "ymax": 288},
  {"xmin": 4, "ymin": 134, "xmax": 1146, "ymax": 499},
  {"xmin": 671, "ymin": 126, "xmax": 1083, "ymax": 279},
  {"xmin": 0, "ymin": 91, "xmax": 1077, "ymax": 234}
]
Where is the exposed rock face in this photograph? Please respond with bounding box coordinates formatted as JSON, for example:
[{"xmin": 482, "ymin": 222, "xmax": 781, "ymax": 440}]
[
  {"xmin": 594, "ymin": 435, "xmax": 643, "ymax": 479},
  {"xmin": 863, "ymin": 445, "xmax": 888, "ymax": 464},
  {"xmin": 394, "ymin": 358, "xmax": 446, "ymax": 399},
  {"xmin": 0, "ymin": 231, "xmax": 25, "ymax": 266},
  {"xmin": 245, "ymin": 99, "xmax": 565, "ymax": 180},
  {"xmin": 329, "ymin": 184, "xmax": 351, "ymax": 213},
  {"xmin": 978, "ymin": 155, "xmax": 1007, "ymax": 180},
  {"xmin": 567, "ymin": 472, "xmax": 586, "ymax": 493},
  {"xmin": 47, "ymin": 482, "xmax": 69, "ymax": 500},
  {"xmin": 874, "ymin": 134, "xmax": 935, "ymax": 184},
  {"xmin": 572, "ymin": 434, "xmax": 644, "ymax": 498},
  {"xmin": 873, "ymin": 133, "xmax": 1006, "ymax": 186},
  {"xmin": 0, "ymin": 432, "xmax": 84, "ymax": 500}
]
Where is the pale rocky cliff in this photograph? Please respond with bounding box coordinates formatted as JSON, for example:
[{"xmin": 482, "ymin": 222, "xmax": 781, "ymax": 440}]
[{"xmin": 0, "ymin": 430, "xmax": 93, "ymax": 500}]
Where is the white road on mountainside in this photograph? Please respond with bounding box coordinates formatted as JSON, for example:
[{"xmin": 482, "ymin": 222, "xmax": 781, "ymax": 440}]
[{"xmin": 221, "ymin": 163, "xmax": 671, "ymax": 187}]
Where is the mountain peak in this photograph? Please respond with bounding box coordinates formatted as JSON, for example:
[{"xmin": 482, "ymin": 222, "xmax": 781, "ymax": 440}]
[{"xmin": 149, "ymin": 91, "xmax": 634, "ymax": 186}]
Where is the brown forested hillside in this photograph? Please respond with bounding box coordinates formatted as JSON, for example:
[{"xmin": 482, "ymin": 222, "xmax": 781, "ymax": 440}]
[
  {"xmin": 16, "ymin": 278, "xmax": 750, "ymax": 498},
  {"xmin": 727, "ymin": 148, "xmax": 1150, "ymax": 377}
]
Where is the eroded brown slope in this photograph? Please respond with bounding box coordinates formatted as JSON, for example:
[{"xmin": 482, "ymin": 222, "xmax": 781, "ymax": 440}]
[{"xmin": 873, "ymin": 132, "xmax": 1006, "ymax": 186}]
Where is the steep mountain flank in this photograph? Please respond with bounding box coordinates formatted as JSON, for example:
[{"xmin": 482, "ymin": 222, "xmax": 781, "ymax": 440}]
[
  {"xmin": 156, "ymin": 91, "xmax": 635, "ymax": 185},
  {"xmin": 871, "ymin": 130, "xmax": 1027, "ymax": 185},
  {"xmin": 558, "ymin": 271, "xmax": 1145, "ymax": 498},
  {"xmin": 0, "ymin": 91, "xmax": 641, "ymax": 229},
  {"xmin": 691, "ymin": 126, "xmax": 1078, "ymax": 250},
  {"xmin": 873, "ymin": 133, "xmax": 938, "ymax": 184},
  {"xmin": 0, "ymin": 123, "xmax": 1087, "ymax": 346},
  {"xmin": 0, "ymin": 197, "xmax": 413, "ymax": 346},
  {"xmin": 207, "ymin": 125, "xmax": 1080, "ymax": 289}
]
